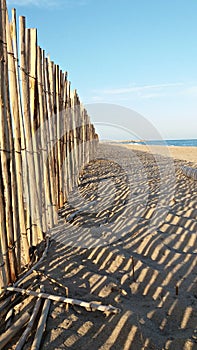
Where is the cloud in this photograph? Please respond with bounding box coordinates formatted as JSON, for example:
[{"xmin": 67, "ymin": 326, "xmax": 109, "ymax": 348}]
[
  {"xmin": 7, "ymin": 0, "xmax": 88, "ymax": 8},
  {"xmin": 7, "ymin": 0, "xmax": 56, "ymax": 6},
  {"xmin": 90, "ymin": 82, "xmax": 184, "ymax": 103},
  {"xmin": 100, "ymin": 83, "xmax": 183, "ymax": 95},
  {"xmin": 90, "ymin": 82, "xmax": 197, "ymax": 105},
  {"xmin": 140, "ymin": 92, "xmax": 166, "ymax": 99}
]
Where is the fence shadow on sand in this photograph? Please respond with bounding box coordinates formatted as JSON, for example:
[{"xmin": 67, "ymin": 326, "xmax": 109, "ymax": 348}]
[{"xmin": 34, "ymin": 144, "xmax": 197, "ymax": 350}]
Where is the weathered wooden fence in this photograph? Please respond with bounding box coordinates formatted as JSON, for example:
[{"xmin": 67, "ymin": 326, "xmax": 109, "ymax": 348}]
[{"xmin": 0, "ymin": 0, "xmax": 98, "ymax": 292}]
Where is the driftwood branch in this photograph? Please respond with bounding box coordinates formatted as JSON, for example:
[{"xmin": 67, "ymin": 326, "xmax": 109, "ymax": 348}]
[
  {"xmin": 0, "ymin": 311, "xmax": 30, "ymax": 349},
  {"xmin": 5, "ymin": 286, "xmax": 121, "ymax": 314}
]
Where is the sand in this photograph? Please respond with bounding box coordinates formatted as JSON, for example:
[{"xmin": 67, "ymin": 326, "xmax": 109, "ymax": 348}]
[
  {"xmin": 112, "ymin": 142, "xmax": 197, "ymax": 164},
  {"xmin": 3, "ymin": 142, "xmax": 197, "ymax": 350}
]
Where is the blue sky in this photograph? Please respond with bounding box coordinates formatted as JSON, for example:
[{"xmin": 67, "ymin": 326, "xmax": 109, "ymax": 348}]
[{"xmin": 7, "ymin": 0, "xmax": 197, "ymax": 140}]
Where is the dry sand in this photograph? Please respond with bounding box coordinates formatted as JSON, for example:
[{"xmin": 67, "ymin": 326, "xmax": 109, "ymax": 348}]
[
  {"xmin": 120, "ymin": 143, "xmax": 197, "ymax": 164},
  {"xmin": 5, "ymin": 142, "xmax": 197, "ymax": 350}
]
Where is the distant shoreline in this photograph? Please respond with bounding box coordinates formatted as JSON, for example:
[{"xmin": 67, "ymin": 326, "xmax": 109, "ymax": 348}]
[
  {"xmin": 100, "ymin": 138, "xmax": 197, "ymax": 147},
  {"xmin": 101, "ymin": 142, "xmax": 197, "ymax": 163}
]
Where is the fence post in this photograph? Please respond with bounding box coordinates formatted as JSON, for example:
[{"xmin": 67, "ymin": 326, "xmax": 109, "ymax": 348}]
[
  {"xmin": 0, "ymin": 0, "xmax": 17, "ymax": 281},
  {"xmin": 45, "ymin": 57, "xmax": 58, "ymax": 223},
  {"xmin": 19, "ymin": 16, "xmax": 43, "ymax": 245},
  {"xmin": 0, "ymin": 0, "xmax": 98, "ymax": 289},
  {"xmin": 6, "ymin": 8, "xmax": 30, "ymax": 266},
  {"xmin": 0, "ymin": 161, "xmax": 10, "ymax": 289}
]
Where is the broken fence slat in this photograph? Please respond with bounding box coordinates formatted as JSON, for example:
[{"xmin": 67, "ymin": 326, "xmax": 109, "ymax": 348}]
[
  {"xmin": 31, "ymin": 299, "xmax": 51, "ymax": 350},
  {"xmin": 5, "ymin": 286, "xmax": 121, "ymax": 314},
  {"xmin": 181, "ymin": 166, "xmax": 197, "ymax": 180},
  {"xmin": 15, "ymin": 286, "xmax": 44, "ymax": 350},
  {"xmin": 0, "ymin": 311, "xmax": 30, "ymax": 350}
]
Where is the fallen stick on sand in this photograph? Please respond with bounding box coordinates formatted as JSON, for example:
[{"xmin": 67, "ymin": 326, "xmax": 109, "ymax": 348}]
[
  {"xmin": 33, "ymin": 270, "xmax": 69, "ymax": 297},
  {"xmin": 33, "ymin": 270, "xmax": 69, "ymax": 311},
  {"xmin": 0, "ymin": 311, "xmax": 31, "ymax": 349},
  {"xmin": 15, "ymin": 286, "xmax": 45, "ymax": 350},
  {"xmin": 5, "ymin": 286, "xmax": 121, "ymax": 314},
  {"xmin": 181, "ymin": 166, "xmax": 197, "ymax": 180},
  {"xmin": 0, "ymin": 238, "xmax": 50, "ymax": 315},
  {"xmin": 0, "ymin": 293, "xmax": 25, "ymax": 319},
  {"xmin": 31, "ymin": 298, "xmax": 51, "ymax": 350},
  {"xmin": 5, "ymin": 307, "xmax": 14, "ymax": 330}
]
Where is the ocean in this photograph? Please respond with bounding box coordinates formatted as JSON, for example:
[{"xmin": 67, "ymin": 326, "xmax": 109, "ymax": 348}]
[{"xmin": 127, "ymin": 139, "xmax": 197, "ymax": 147}]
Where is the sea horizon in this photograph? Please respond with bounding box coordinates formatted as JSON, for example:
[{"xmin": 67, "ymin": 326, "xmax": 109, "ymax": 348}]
[{"xmin": 101, "ymin": 138, "xmax": 197, "ymax": 147}]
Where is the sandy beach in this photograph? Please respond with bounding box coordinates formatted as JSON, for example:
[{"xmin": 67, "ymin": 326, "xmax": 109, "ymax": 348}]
[
  {"xmin": 1, "ymin": 1, "xmax": 196, "ymax": 349},
  {"xmin": 111, "ymin": 142, "xmax": 197, "ymax": 164},
  {"xmin": 6, "ymin": 142, "xmax": 197, "ymax": 350}
]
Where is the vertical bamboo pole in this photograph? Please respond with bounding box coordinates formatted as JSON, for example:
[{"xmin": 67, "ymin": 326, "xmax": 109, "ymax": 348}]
[
  {"xmin": 74, "ymin": 91, "xmax": 81, "ymax": 173},
  {"xmin": 37, "ymin": 47, "xmax": 53, "ymax": 230},
  {"xmin": 6, "ymin": 9, "xmax": 30, "ymax": 266},
  {"xmin": 59, "ymin": 70, "xmax": 66, "ymax": 204},
  {"xmin": 29, "ymin": 28, "xmax": 41, "ymax": 186},
  {"xmin": 81, "ymin": 108, "xmax": 85, "ymax": 169},
  {"xmin": 84, "ymin": 111, "xmax": 90, "ymax": 165},
  {"xmin": 45, "ymin": 57, "xmax": 58, "ymax": 223},
  {"xmin": 55, "ymin": 64, "xmax": 65, "ymax": 208},
  {"xmin": 42, "ymin": 51, "xmax": 55, "ymax": 227},
  {"xmin": 62, "ymin": 72, "xmax": 69, "ymax": 202},
  {"xmin": 0, "ymin": 161, "xmax": 10, "ymax": 289},
  {"xmin": 0, "ymin": 246, "xmax": 7, "ymax": 294},
  {"xmin": 41, "ymin": 50, "xmax": 50, "ymax": 228},
  {"xmin": 92, "ymin": 125, "xmax": 96, "ymax": 157},
  {"xmin": 50, "ymin": 61, "xmax": 59, "ymax": 205},
  {"xmin": 29, "ymin": 28, "xmax": 46, "ymax": 234},
  {"xmin": 87, "ymin": 117, "xmax": 91, "ymax": 161},
  {"xmin": 4, "ymin": 11, "xmax": 21, "ymax": 273},
  {"xmin": 55, "ymin": 64, "xmax": 62, "ymax": 207},
  {"xmin": 82, "ymin": 109, "xmax": 86, "ymax": 166},
  {"xmin": 19, "ymin": 16, "xmax": 43, "ymax": 245},
  {"xmin": 79, "ymin": 101, "xmax": 83, "ymax": 169},
  {"xmin": 25, "ymin": 28, "xmax": 30, "ymax": 80},
  {"xmin": 69, "ymin": 90, "xmax": 78, "ymax": 189},
  {"xmin": 79, "ymin": 103, "xmax": 85, "ymax": 169},
  {"xmin": 0, "ymin": 0, "xmax": 17, "ymax": 281},
  {"xmin": 87, "ymin": 116, "xmax": 91, "ymax": 163},
  {"xmin": 61, "ymin": 72, "xmax": 67, "ymax": 203},
  {"xmin": 77, "ymin": 103, "xmax": 83, "ymax": 172},
  {"xmin": 70, "ymin": 88, "xmax": 76, "ymax": 190},
  {"xmin": 11, "ymin": 9, "xmax": 31, "ymax": 247},
  {"xmin": 89, "ymin": 124, "xmax": 94, "ymax": 161},
  {"xmin": 66, "ymin": 81, "xmax": 73, "ymax": 193},
  {"xmin": 51, "ymin": 60, "xmax": 59, "ymax": 209},
  {"xmin": 59, "ymin": 70, "xmax": 64, "ymax": 113},
  {"xmin": 73, "ymin": 90, "xmax": 80, "ymax": 186},
  {"xmin": 89, "ymin": 124, "xmax": 92, "ymax": 160}
]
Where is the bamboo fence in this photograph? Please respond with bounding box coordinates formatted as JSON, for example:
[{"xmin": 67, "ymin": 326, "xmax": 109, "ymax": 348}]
[{"xmin": 0, "ymin": 0, "xmax": 99, "ymax": 293}]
